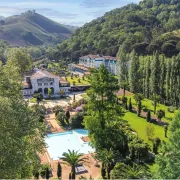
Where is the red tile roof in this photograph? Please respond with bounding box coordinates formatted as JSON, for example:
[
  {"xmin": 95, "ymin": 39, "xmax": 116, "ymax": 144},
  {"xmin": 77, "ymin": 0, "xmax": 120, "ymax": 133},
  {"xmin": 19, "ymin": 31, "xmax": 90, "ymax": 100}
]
[
  {"xmin": 31, "ymin": 70, "xmax": 59, "ymax": 79},
  {"xmin": 60, "ymin": 78, "xmax": 69, "ymax": 84},
  {"xmin": 80, "ymin": 54, "xmax": 119, "ymax": 61}
]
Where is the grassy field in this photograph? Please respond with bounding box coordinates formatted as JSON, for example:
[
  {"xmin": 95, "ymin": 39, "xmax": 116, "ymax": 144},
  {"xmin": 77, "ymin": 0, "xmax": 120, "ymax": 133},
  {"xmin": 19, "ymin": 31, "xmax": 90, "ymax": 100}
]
[
  {"xmin": 122, "ymin": 111, "xmax": 167, "ymax": 143},
  {"xmin": 120, "ymin": 92, "xmax": 177, "ymax": 146},
  {"xmin": 66, "ymin": 76, "xmax": 90, "ymax": 86}
]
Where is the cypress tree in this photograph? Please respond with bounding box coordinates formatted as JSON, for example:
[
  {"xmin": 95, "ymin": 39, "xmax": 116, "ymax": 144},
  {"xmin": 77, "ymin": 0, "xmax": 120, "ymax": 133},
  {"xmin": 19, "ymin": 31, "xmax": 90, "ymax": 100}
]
[
  {"xmin": 159, "ymin": 55, "xmax": 166, "ymax": 101},
  {"xmin": 146, "ymin": 110, "xmax": 151, "ymax": 122},
  {"xmin": 69, "ymin": 173, "xmax": 72, "ymax": 180},
  {"xmin": 57, "ymin": 162, "xmax": 62, "ymax": 179},
  {"xmin": 150, "ymin": 52, "xmax": 160, "ymax": 97},
  {"xmin": 128, "ymin": 98, "xmax": 132, "ymax": 112},
  {"xmin": 165, "ymin": 59, "xmax": 171, "ymax": 104},
  {"xmin": 101, "ymin": 163, "xmax": 106, "ymax": 179},
  {"xmin": 129, "ymin": 50, "xmax": 140, "ymax": 93},
  {"xmin": 117, "ymin": 48, "xmax": 129, "ymax": 94},
  {"xmin": 137, "ymin": 100, "xmax": 142, "ymax": 117},
  {"xmin": 45, "ymin": 167, "xmax": 50, "ymax": 180}
]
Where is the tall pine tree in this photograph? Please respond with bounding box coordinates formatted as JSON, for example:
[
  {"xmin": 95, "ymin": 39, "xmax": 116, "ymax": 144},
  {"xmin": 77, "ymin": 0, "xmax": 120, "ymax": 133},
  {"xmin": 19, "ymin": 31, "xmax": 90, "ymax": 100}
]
[{"xmin": 129, "ymin": 50, "xmax": 140, "ymax": 93}]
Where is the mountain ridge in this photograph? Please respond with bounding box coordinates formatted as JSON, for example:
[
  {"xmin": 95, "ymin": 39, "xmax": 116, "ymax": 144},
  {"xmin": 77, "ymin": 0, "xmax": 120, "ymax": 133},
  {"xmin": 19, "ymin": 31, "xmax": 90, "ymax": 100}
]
[{"xmin": 0, "ymin": 11, "xmax": 73, "ymax": 46}]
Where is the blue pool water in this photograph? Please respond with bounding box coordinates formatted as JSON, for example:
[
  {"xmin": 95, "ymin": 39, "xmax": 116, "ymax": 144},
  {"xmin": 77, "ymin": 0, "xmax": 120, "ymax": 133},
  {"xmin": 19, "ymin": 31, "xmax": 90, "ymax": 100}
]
[{"xmin": 45, "ymin": 129, "xmax": 94, "ymax": 160}]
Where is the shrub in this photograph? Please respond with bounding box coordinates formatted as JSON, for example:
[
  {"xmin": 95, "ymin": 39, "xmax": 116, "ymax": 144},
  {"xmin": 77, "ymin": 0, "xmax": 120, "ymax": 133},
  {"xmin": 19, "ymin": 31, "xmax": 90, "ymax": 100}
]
[
  {"xmin": 40, "ymin": 164, "xmax": 50, "ymax": 177},
  {"xmin": 52, "ymin": 105, "xmax": 64, "ymax": 116},
  {"xmin": 167, "ymin": 106, "xmax": 175, "ymax": 113},
  {"xmin": 70, "ymin": 112, "xmax": 84, "ymax": 128},
  {"xmin": 153, "ymin": 137, "xmax": 161, "ymax": 154},
  {"xmin": 56, "ymin": 112, "xmax": 66, "ymax": 126},
  {"xmin": 146, "ymin": 124, "xmax": 155, "ymax": 140},
  {"xmin": 156, "ymin": 109, "xmax": 165, "ymax": 121},
  {"xmin": 129, "ymin": 137, "xmax": 150, "ymax": 161}
]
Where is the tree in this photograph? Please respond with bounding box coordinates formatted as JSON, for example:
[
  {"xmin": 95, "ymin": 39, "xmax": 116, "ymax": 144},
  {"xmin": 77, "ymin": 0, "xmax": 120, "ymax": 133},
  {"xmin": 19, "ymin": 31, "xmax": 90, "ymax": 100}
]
[
  {"xmin": 57, "ymin": 162, "xmax": 62, "ymax": 179},
  {"xmin": 117, "ymin": 48, "xmax": 129, "ymax": 96},
  {"xmin": 133, "ymin": 93, "xmax": 144, "ymax": 103},
  {"xmin": 121, "ymin": 96, "xmax": 128, "ymax": 108},
  {"xmin": 128, "ymin": 98, "xmax": 132, "ymax": 112},
  {"xmin": 61, "ymin": 150, "xmax": 89, "ymax": 179},
  {"xmin": 137, "ymin": 100, "xmax": 142, "ymax": 117},
  {"xmin": 84, "ymin": 65, "xmax": 127, "ymax": 153},
  {"xmin": 30, "ymin": 104, "xmax": 46, "ymax": 122},
  {"xmin": 146, "ymin": 124, "xmax": 155, "ymax": 140},
  {"xmin": 56, "ymin": 112, "xmax": 66, "ymax": 126},
  {"xmin": 70, "ymin": 112, "xmax": 84, "ymax": 128},
  {"xmin": 153, "ymin": 137, "xmax": 161, "ymax": 154},
  {"xmin": 33, "ymin": 93, "xmax": 43, "ymax": 104},
  {"xmin": 129, "ymin": 50, "xmax": 140, "ymax": 93},
  {"xmin": 111, "ymin": 163, "xmax": 150, "ymax": 179},
  {"xmin": 146, "ymin": 110, "xmax": 151, "ymax": 122},
  {"xmin": 164, "ymin": 125, "xmax": 168, "ymax": 138},
  {"xmin": 156, "ymin": 109, "xmax": 164, "ymax": 121},
  {"xmin": 150, "ymin": 52, "xmax": 160, "ymax": 97},
  {"xmin": 144, "ymin": 57, "xmax": 151, "ymax": 98},
  {"xmin": 96, "ymin": 149, "xmax": 119, "ymax": 179},
  {"xmin": 52, "ymin": 105, "xmax": 64, "ymax": 116},
  {"xmin": 0, "ymin": 63, "xmax": 45, "ymax": 178},
  {"xmin": 152, "ymin": 94, "xmax": 160, "ymax": 114},
  {"xmin": 34, "ymin": 171, "xmax": 39, "ymax": 179},
  {"xmin": 156, "ymin": 111, "xmax": 180, "ymax": 179},
  {"xmin": 134, "ymin": 93, "xmax": 144, "ymax": 116},
  {"xmin": 45, "ymin": 167, "xmax": 50, "ymax": 180},
  {"xmin": 6, "ymin": 48, "xmax": 32, "ymax": 75},
  {"xmin": 101, "ymin": 163, "xmax": 106, "ymax": 179},
  {"xmin": 65, "ymin": 110, "xmax": 70, "ymax": 126}
]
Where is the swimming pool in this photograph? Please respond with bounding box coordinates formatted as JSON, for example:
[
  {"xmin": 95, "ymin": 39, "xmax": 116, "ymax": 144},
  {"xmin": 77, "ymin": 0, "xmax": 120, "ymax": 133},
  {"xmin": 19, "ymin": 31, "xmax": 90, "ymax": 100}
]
[{"xmin": 45, "ymin": 129, "xmax": 94, "ymax": 160}]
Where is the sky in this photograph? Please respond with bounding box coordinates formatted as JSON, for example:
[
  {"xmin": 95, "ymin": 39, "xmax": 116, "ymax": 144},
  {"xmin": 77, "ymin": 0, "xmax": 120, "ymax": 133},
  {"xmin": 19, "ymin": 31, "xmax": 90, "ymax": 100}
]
[{"xmin": 0, "ymin": 0, "xmax": 141, "ymax": 26}]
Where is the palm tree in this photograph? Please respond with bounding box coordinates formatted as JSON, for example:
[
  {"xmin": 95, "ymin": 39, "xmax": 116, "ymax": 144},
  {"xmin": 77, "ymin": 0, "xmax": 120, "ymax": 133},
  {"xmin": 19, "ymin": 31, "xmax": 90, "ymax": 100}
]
[
  {"xmin": 61, "ymin": 150, "xmax": 89, "ymax": 179},
  {"xmin": 111, "ymin": 163, "xmax": 150, "ymax": 179},
  {"xmin": 123, "ymin": 164, "xmax": 147, "ymax": 179}
]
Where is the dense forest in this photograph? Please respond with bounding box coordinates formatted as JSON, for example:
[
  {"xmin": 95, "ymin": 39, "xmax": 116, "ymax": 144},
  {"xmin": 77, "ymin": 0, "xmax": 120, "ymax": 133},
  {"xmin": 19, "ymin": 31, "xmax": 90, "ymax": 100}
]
[{"xmin": 56, "ymin": 0, "xmax": 180, "ymax": 61}]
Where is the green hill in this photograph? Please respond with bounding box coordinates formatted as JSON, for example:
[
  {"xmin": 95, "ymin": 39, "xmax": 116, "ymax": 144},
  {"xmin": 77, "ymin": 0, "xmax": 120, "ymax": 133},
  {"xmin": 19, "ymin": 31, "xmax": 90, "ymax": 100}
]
[
  {"xmin": 57, "ymin": 0, "xmax": 180, "ymax": 61},
  {"xmin": 0, "ymin": 11, "xmax": 73, "ymax": 46}
]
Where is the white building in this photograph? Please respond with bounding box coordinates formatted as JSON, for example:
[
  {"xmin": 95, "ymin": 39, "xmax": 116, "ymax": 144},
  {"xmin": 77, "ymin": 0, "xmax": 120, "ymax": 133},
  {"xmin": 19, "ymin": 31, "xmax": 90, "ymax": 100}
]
[
  {"xmin": 69, "ymin": 55, "xmax": 119, "ymax": 75},
  {"xmin": 22, "ymin": 69, "xmax": 71, "ymax": 97}
]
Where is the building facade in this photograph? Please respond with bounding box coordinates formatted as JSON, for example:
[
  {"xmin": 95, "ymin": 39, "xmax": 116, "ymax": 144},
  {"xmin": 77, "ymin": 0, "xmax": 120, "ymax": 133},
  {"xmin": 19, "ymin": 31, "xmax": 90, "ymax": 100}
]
[
  {"xmin": 22, "ymin": 69, "xmax": 71, "ymax": 97},
  {"xmin": 69, "ymin": 55, "xmax": 118, "ymax": 75}
]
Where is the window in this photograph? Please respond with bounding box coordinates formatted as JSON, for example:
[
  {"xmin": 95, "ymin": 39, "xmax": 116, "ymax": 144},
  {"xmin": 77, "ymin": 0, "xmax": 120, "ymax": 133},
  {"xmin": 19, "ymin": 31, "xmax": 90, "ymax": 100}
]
[
  {"xmin": 50, "ymin": 82, "xmax": 53, "ymax": 85},
  {"xmin": 44, "ymin": 83, "xmax": 48, "ymax": 86},
  {"xmin": 38, "ymin": 83, "xmax": 42, "ymax": 86}
]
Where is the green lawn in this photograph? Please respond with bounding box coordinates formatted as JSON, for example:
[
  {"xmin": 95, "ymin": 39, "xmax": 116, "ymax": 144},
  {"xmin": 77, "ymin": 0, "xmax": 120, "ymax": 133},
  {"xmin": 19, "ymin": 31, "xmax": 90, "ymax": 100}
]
[
  {"xmin": 122, "ymin": 111, "xmax": 166, "ymax": 144},
  {"xmin": 120, "ymin": 93, "xmax": 177, "ymax": 146},
  {"xmin": 66, "ymin": 76, "xmax": 90, "ymax": 86}
]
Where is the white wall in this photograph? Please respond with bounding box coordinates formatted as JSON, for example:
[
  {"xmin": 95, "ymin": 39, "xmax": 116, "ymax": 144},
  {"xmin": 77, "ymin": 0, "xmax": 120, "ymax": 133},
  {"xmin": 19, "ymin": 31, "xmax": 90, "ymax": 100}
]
[{"xmin": 94, "ymin": 58, "xmax": 105, "ymax": 68}]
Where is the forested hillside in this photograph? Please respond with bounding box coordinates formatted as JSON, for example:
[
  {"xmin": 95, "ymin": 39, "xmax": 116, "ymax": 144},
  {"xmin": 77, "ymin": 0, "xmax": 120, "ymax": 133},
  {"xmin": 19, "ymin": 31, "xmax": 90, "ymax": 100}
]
[{"xmin": 57, "ymin": 0, "xmax": 180, "ymax": 61}]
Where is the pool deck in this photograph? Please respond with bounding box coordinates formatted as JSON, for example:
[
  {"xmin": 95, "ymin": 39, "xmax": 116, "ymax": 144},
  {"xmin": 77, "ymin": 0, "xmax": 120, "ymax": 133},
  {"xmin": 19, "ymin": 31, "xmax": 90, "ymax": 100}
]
[
  {"xmin": 40, "ymin": 113, "xmax": 101, "ymax": 179},
  {"xmin": 39, "ymin": 149, "xmax": 101, "ymax": 179}
]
